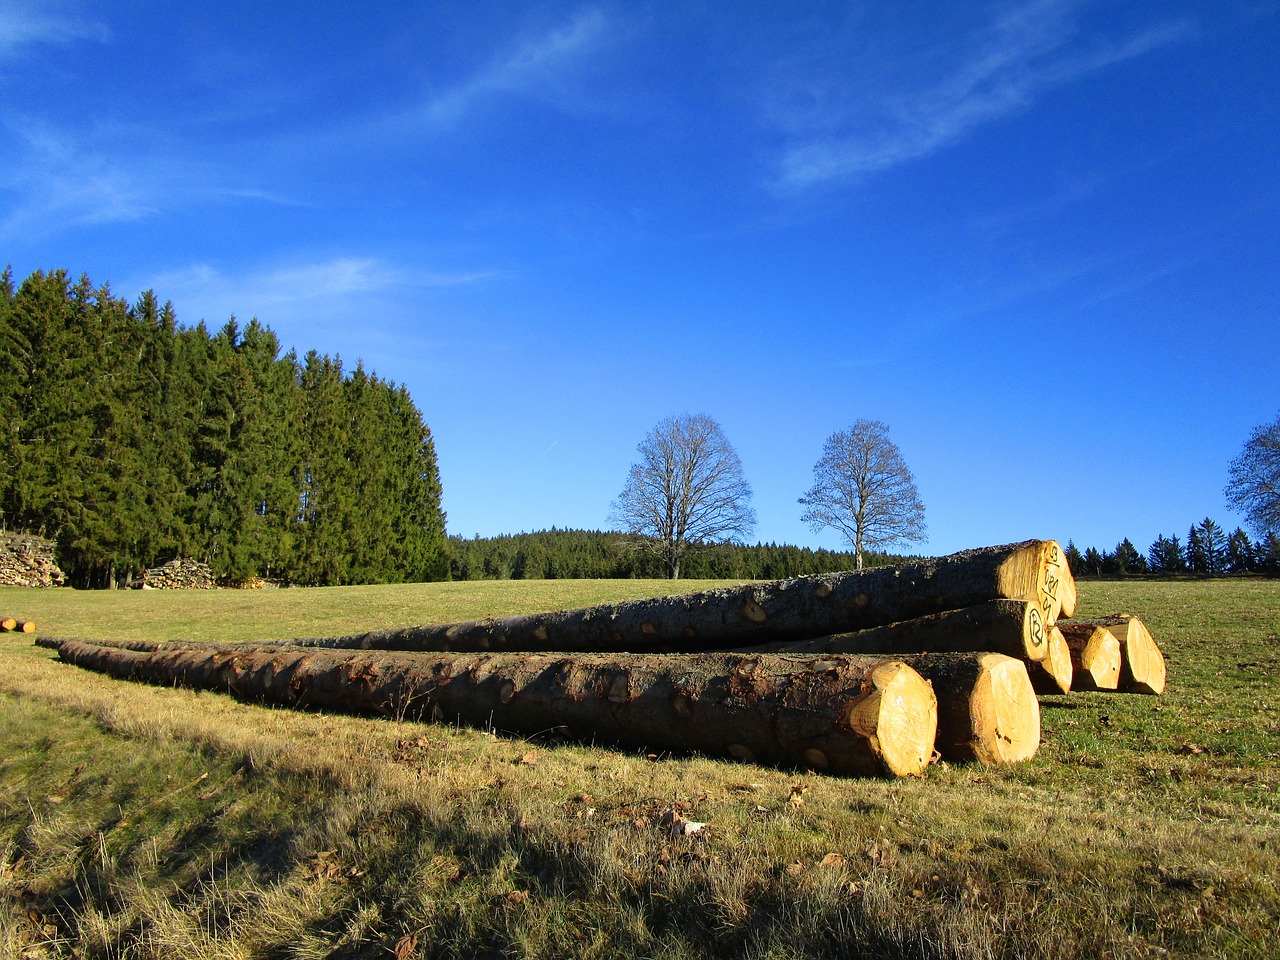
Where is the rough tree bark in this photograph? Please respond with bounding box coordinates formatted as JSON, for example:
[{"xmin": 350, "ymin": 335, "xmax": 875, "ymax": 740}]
[
  {"xmin": 1058, "ymin": 614, "xmax": 1165, "ymax": 695},
  {"xmin": 1056, "ymin": 621, "xmax": 1121, "ymax": 691},
  {"xmin": 893, "ymin": 652, "xmax": 1041, "ymax": 765},
  {"xmin": 738, "ymin": 600, "xmax": 1050, "ymax": 664},
  {"xmin": 54, "ymin": 640, "xmax": 938, "ymax": 778},
  {"xmin": 273, "ymin": 540, "xmax": 1073, "ymax": 655}
]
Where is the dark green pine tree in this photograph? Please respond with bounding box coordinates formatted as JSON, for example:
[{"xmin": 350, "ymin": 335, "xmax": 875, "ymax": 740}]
[
  {"xmin": 1112, "ymin": 538, "xmax": 1146, "ymax": 575},
  {"xmin": 1225, "ymin": 527, "xmax": 1255, "ymax": 574},
  {"xmin": 295, "ymin": 351, "xmax": 353, "ymax": 585},
  {"xmin": 1148, "ymin": 534, "xmax": 1185, "ymax": 574},
  {"xmin": 1194, "ymin": 518, "xmax": 1228, "ymax": 574},
  {"xmin": 0, "ymin": 267, "xmax": 20, "ymax": 528},
  {"xmin": 384, "ymin": 382, "xmax": 449, "ymax": 581}
]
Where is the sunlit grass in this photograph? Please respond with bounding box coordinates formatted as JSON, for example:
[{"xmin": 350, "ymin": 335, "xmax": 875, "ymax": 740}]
[{"xmin": 1, "ymin": 577, "xmax": 1277, "ymax": 958}]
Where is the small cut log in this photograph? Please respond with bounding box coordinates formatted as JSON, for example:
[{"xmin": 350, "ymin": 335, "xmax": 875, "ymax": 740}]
[
  {"xmin": 54, "ymin": 640, "xmax": 939, "ymax": 778},
  {"xmin": 1056, "ymin": 621, "xmax": 1121, "ymax": 691},
  {"xmin": 894, "ymin": 652, "xmax": 1040, "ymax": 765},
  {"xmin": 1059, "ymin": 614, "xmax": 1165, "ymax": 695},
  {"xmin": 1030, "ymin": 625, "xmax": 1073, "ymax": 694}
]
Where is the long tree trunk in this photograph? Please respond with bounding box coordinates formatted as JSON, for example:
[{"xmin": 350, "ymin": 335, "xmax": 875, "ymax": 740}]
[
  {"xmin": 737, "ymin": 600, "xmax": 1050, "ymax": 664},
  {"xmin": 1056, "ymin": 621, "xmax": 1121, "ymax": 691},
  {"xmin": 1057, "ymin": 615, "xmax": 1165, "ymax": 694},
  {"xmin": 893, "ymin": 652, "xmax": 1040, "ymax": 765},
  {"xmin": 279, "ymin": 540, "xmax": 1073, "ymax": 655},
  {"xmin": 54, "ymin": 640, "xmax": 938, "ymax": 778}
]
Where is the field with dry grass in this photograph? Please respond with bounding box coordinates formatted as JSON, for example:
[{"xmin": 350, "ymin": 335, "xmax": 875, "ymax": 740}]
[{"xmin": 1, "ymin": 577, "xmax": 1278, "ymax": 959}]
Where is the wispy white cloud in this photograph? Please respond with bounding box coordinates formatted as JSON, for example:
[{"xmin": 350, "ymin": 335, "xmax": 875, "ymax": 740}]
[
  {"xmin": 412, "ymin": 7, "xmax": 610, "ymax": 127},
  {"xmin": 0, "ymin": 0, "xmax": 110, "ymax": 61},
  {"xmin": 144, "ymin": 257, "xmax": 503, "ymax": 326},
  {"xmin": 0, "ymin": 117, "xmax": 303, "ymax": 243},
  {"xmin": 769, "ymin": 1, "xmax": 1194, "ymax": 191}
]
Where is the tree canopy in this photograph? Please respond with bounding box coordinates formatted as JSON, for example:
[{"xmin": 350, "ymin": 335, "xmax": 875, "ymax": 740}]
[
  {"xmin": 1226, "ymin": 412, "xmax": 1280, "ymax": 539},
  {"xmin": 798, "ymin": 420, "xmax": 926, "ymax": 570},
  {"xmin": 610, "ymin": 413, "xmax": 755, "ymax": 579}
]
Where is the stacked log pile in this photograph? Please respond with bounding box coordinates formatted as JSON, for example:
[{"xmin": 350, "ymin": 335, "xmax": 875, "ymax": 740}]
[
  {"xmin": 43, "ymin": 538, "xmax": 1167, "ymax": 778},
  {"xmin": 140, "ymin": 559, "xmax": 217, "ymax": 590},
  {"xmin": 0, "ymin": 534, "xmax": 65, "ymax": 588}
]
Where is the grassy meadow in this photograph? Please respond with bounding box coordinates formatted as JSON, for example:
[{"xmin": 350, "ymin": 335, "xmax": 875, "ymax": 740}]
[{"xmin": 0, "ymin": 577, "xmax": 1278, "ymax": 959}]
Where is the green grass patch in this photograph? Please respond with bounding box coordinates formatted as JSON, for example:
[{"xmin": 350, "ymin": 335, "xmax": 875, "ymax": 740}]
[{"xmin": 1, "ymin": 578, "xmax": 1278, "ymax": 958}]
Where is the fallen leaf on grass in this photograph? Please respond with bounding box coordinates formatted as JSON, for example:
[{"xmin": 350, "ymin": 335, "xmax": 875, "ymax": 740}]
[
  {"xmin": 393, "ymin": 933, "xmax": 418, "ymax": 960},
  {"xmin": 518, "ymin": 752, "xmax": 539, "ymax": 766},
  {"xmin": 819, "ymin": 853, "xmax": 846, "ymax": 869}
]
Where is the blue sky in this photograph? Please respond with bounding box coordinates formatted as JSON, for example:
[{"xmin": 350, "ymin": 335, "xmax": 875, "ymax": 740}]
[{"xmin": 3, "ymin": 0, "xmax": 1277, "ymax": 557}]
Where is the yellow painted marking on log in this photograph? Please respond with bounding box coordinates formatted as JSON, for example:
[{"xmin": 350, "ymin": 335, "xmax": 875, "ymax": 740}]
[
  {"xmin": 499, "ymin": 680, "xmax": 516, "ymax": 704},
  {"xmin": 813, "ymin": 582, "xmax": 833, "ymax": 599},
  {"xmin": 727, "ymin": 743, "xmax": 755, "ymax": 762},
  {"xmin": 533, "ymin": 626, "xmax": 549, "ymax": 642},
  {"xmin": 740, "ymin": 599, "xmax": 768, "ymax": 623},
  {"xmin": 673, "ymin": 694, "xmax": 694, "ymax": 719},
  {"xmin": 640, "ymin": 622, "xmax": 657, "ymax": 635}
]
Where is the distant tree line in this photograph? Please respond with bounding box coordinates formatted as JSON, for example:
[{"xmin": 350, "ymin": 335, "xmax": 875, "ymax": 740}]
[
  {"xmin": 0, "ymin": 267, "xmax": 448, "ymax": 588},
  {"xmin": 448, "ymin": 528, "xmax": 915, "ymax": 581},
  {"xmin": 1066, "ymin": 519, "xmax": 1280, "ymax": 579}
]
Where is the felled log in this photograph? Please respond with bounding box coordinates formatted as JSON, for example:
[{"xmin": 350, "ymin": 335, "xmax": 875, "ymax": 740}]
[
  {"xmin": 1059, "ymin": 614, "xmax": 1165, "ymax": 695},
  {"xmin": 739, "ymin": 600, "xmax": 1050, "ymax": 664},
  {"xmin": 54, "ymin": 640, "xmax": 938, "ymax": 778},
  {"xmin": 283, "ymin": 540, "xmax": 1073, "ymax": 655},
  {"xmin": 1056, "ymin": 621, "xmax": 1121, "ymax": 691},
  {"xmin": 894, "ymin": 652, "xmax": 1040, "ymax": 765},
  {"xmin": 1030, "ymin": 625, "xmax": 1073, "ymax": 694}
]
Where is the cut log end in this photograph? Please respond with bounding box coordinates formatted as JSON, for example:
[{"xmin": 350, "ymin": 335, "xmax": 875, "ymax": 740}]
[
  {"xmin": 848, "ymin": 660, "xmax": 937, "ymax": 778},
  {"xmin": 994, "ymin": 539, "xmax": 1070, "ymax": 624},
  {"xmin": 1117, "ymin": 617, "xmax": 1166, "ymax": 695},
  {"xmin": 1031, "ymin": 625, "xmax": 1073, "ymax": 694},
  {"xmin": 1059, "ymin": 623, "xmax": 1121, "ymax": 691},
  {"xmin": 968, "ymin": 653, "xmax": 1041, "ymax": 765}
]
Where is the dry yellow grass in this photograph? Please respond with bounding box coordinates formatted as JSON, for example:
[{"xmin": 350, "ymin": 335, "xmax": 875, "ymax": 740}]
[{"xmin": 1, "ymin": 578, "xmax": 1278, "ymax": 958}]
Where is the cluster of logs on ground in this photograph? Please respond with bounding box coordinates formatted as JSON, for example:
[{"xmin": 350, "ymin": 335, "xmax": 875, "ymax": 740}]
[
  {"xmin": 40, "ymin": 539, "xmax": 1166, "ymax": 779},
  {"xmin": 0, "ymin": 534, "xmax": 65, "ymax": 587},
  {"xmin": 2, "ymin": 617, "xmax": 37, "ymax": 633},
  {"xmin": 139, "ymin": 559, "xmax": 218, "ymax": 590}
]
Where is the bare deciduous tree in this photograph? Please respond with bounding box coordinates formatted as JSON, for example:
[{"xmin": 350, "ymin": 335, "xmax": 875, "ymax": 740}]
[
  {"xmin": 799, "ymin": 420, "xmax": 926, "ymax": 570},
  {"xmin": 610, "ymin": 413, "xmax": 755, "ymax": 579},
  {"xmin": 1226, "ymin": 412, "xmax": 1280, "ymax": 538}
]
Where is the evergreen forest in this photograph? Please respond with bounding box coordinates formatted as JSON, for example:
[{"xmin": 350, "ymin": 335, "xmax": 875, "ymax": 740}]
[
  {"xmin": 447, "ymin": 528, "xmax": 914, "ymax": 582},
  {"xmin": 0, "ymin": 267, "xmax": 449, "ymax": 588}
]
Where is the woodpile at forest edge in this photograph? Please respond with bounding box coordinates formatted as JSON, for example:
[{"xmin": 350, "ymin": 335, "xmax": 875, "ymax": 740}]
[
  {"xmin": 0, "ymin": 533, "xmax": 65, "ymax": 588},
  {"xmin": 40, "ymin": 538, "xmax": 1167, "ymax": 778}
]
